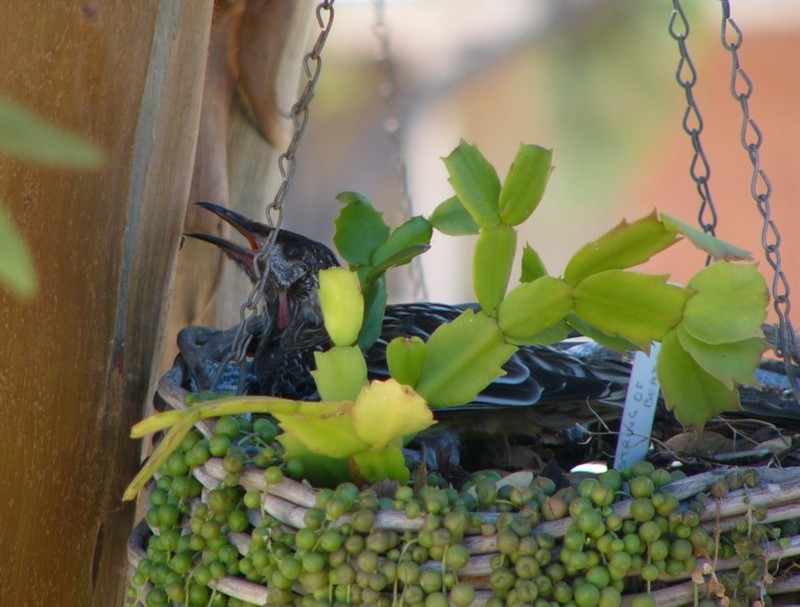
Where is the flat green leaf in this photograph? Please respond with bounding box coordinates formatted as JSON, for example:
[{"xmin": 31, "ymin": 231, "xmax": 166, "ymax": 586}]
[
  {"xmin": 0, "ymin": 96, "xmax": 102, "ymax": 166},
  {"xmin": 312, "ymin": 346, "xmax": 368, "ymax": 401},
  {"xmin": 662, "ymin": 213, "xmax": 753, "ymax": 261},
  {"xmin": 358, "ymin": 276, "xmax": 387, "ymax": 351},
  {"xmin": 497, "ymin": 276, "xmax": 573, "ymax": 343},
  {"xmin": 364, "ymin": 245, "xmax": 430, "ymax": 284},
  {"xmin": 273, "ymin": 402, "xmax": 369, "ymax": 458},
  {"xmin": 564, "ymin": 210, "xmax": 681, "ymax": 285},
  {"xmin": 514, "ymin": 319, "xmax": 572, "ymax": 346},
  {"xmin": 415, "ymin": 309, "xmax": 517, "ymax": 407},
  {"xmin": 387, "ymin": 336, "xmax": 427, "ymax": 387},
  {"xmin": 442, "ymin": 140, "xmax": 501, "ymax": 228},
  {"xmin": 676, "ymin": 324, "xmax": 767, "ymax": 389},
  {"xmin": 334, "ymin": 192, "xmax": 390, "ymax": 265},
  {"xmin": 352, "ymin": 444, "xmax": 409, "ymax": 484},
  {"xmin": 520, "ymin": 244, "xmax": 547, "ymax": 283},
  {"xmin": 565, "ymin": 313, "xmax": 641, "ymax": 352},
  {"xmin": 429, "ymin": 196, "xmax": 480, "ymax": 235},
  {"xmin": 682, "ymin": 262, "xmax": 768, "ymax": 345},
  {"xmin": 572, "ymin": 270, "xmax": 692, "ymax": 351},
  {"xmin": 0, "ymin": 202, "xmax": 37, "ymax": 298},
  {"xmin": 498, "ymin": 144, "xmax": 553, "ymax": 226},
  {"xmin": 372, "ymin": 216, "xmax": 432, "ymax": 267},
  {"xmin": 278, "ymin": 432, "xmax": 352, "ymax": 487},
  {"xmin": 657, "ymin": 330, "xmax": 740, "ymax": 429},
  {"xmin": 351, "ymin": 379, "xmax": 435, "ymax": 449},
  {"xmin": 473, "ymin": 224, "xmax": 517, "ymax": 317},
  {"xmin": 319, "ymin": 268, "xmax": 363, "ymax": 346}
]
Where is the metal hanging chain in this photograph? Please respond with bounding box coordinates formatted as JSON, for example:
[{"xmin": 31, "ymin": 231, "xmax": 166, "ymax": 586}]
[
  {"xmin": 718, "ymin": 0, "xmax": 800, "ymax": 385},
  {"xmin": 371, "ymin": 0, "xmax": 428, "ymax": 302},
  {"xmin": 214, "ymin": 0, "xmax": 337, "ymax": 392},
  {"xmin": 669, "ymin": 0, "xmax": 718, "ymax": 239}
]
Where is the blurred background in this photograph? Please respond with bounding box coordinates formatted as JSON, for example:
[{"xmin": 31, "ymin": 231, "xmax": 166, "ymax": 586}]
[{"xmin": 274, "ymin": 0, "xmax": 800, "ymax": 321}]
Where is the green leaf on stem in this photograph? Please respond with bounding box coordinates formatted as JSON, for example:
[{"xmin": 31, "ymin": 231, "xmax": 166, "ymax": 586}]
[
  {"xmin": 564, "ymin": 210, "xmax": 681, "ymax": 285},
  {"xmin": 520, "ymin": 244, "xmax": 547, "ymax": 283},
  {"xmin": 565, "ymin": 313, "xmax": 641, "ymax": 353},
  {"xmin": 661, "ymin": 213, "xmax": 753, "ymax": 261},
  {"xmin": 498, "ymin": 143, "xmax": 553, "ymax": 226},
  {"xmin": 273, "ymin": 402, "xmax": 369, "ymax": 458},
  {"xmin": 372, "ymin": 216, "xmax": 432, "ymax": 267},
  {"xmin": 387, "ymin": 336, "xmax": 427, "ymax": 387},
  {"xmin": 572, "ymin": 270, "xmax": 692, "ymax": 352},
  {"xmin": 429, "ymin": 196, "xmax": 480, "ymax": 235},
  {"xmin": 278, "ymin": 432, "xmax": 351, "ymax": 487},
  {"xmin": 474, "ymin": 224, "xmax": 517, "ymax": 317},
  {"xmin": 415, "ymin": 309, "xmax": 517, "ymax": 407},
  {"xmin": 442, "ymin": 140, "xmax": 501, "ymax": 228},
  {"xmin": 352, "ymin": 444, "xmax": 409, "ymax": 485},
  {"xmin": 682, "ymin": 262, "xmax": 768, "ymax": 345},
  {"xmin": 312, "ymin": 346, "xmax": 368, "ymax": 401},
  {"xmin": 497, "ymin": 276, "xmax": 573, "ymax": 344},
  {"xmin": 657, "ymin": 330, "xmax": 740, "ymax": 429},
  {"xmin": 358, "ymin": 276, "xmax": 387, "ymax": 351},
  {"xmin": 334, "ymin": 192, "xmax": 390, "ymax": 265},
  {"xmin": 319, "ymin": 268, "xmax": 363, "ymax": 347}
]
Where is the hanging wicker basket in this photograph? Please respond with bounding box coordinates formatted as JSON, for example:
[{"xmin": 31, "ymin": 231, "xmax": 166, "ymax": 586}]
[{"xmin": 126, "ymin": 365, "xmax": 800, "ymax": 607}]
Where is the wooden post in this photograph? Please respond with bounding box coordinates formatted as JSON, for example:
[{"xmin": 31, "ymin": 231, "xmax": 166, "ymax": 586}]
[{"xmin": 0, "ymin": 3, "xmax": 212, "ymax": 605}]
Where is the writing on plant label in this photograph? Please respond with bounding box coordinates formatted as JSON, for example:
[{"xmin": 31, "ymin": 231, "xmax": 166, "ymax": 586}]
[{"xmin": 613, "ymin": 343, "xmax": 661, "ymax": 471}]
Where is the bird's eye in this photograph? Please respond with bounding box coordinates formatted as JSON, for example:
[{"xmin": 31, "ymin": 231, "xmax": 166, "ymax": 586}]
[{"xmin": 282, "ymin": 242, "xmax": 302, "ymax": 261}]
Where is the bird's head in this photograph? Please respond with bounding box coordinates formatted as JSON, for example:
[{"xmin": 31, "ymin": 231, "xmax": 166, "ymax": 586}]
[{"xmin": 186, "ymin": 202, "xmax": 339, "ymax": 331}]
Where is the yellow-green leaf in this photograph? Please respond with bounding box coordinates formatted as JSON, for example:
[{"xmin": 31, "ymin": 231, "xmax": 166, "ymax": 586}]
[
  {"xmin": 474, "ymin": 224, "xmax": 517, "ymax": 317},
  {"xmin": 511, "ymin": 318, "xmax": 572, "ymax": 346},
  {"xmin": 564, "ymin": 211, "xmax": 681, "ymax": 285},
  {"xmin": 498, "ymin": 144, "xmax": 553, "ymax": 226},
  {"xmin": 565, "ymin": 313, "xmax": 641, "ymax": 353},
  {"xmin": 312, "ymin": 346, "xmax": 368, "ymax": 401},
  {"xmin": 429, "ymin": 196, "xmax": 480, "ymax": 236},
  {"xmin": 387, "ymin": 336, "xmax": 427, "ymax": 387},
  {"xmin": 415, "ymin": 309, "xmax": 517, "ymax": 407},
  {"xmin": 352, "ymin": 444, "xmax": 409, "ymax": 484},
  {"xmin": 662, "ymin": 213, "xmax": 753, "ymax": 261},
  {"xmin": 520, "ymin": 244, "xmax": 547, "ymax": 283},
  {"xmin": 657, "ymin": 330, "xmax": 741, "ymax": 429},
  {"xmin": 351, "ymin": 379, "xmax": 434, "ymax": 450},
  {"xmin": 0, "ymin": 96, "xmax": 102, "ymax": 166},
  {"xmin": 272, "ymin": 402, "xmax": 369, "ymax": 458},
  {"xmin": 572, "ymin": 270, "xmax": 692, "ymax": 351},
  {"xmin": 682, "ymin": 262, "xmax": 768, "ymax": 345},
  {"xmin": 498, "ymin": 276, "xmax": 573, "ymax": 343},
  {"xmin": 676, "ymin": 324, "xmax": 767, "ymax": 389},
  {"xmin": 319, "ymin": 268, "xmax": 364, "ymax": 346},
  {"xmin": 442, "ymin": 140, "xmax": 501, "ymax": 228},
  {"xmin": 372, "ymin": 216, "xmax": 432, "ymax": 267},
  {"xmin": 0, "ymin": 202, "xmax": 37, "ymax": 298},
  {"xmin": 278, "ymin": 432, "xmax": 352, "ymax": 487}
]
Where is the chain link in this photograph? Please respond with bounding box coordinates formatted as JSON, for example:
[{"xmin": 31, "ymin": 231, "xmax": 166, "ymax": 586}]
[
  {"xmin": 371, "ymin": 0, "xmax": 427, "ymax": 302},
  {"xmin": 669, "ymin": 0, "xmax": 718, "ymax": 239},
  {"xmin": 718, "ymin": 0, "xmax": 800, "ymax": 391},
  {"xmin": 213, "ymin": 0, "xmax": 337, "ymax": 392}
]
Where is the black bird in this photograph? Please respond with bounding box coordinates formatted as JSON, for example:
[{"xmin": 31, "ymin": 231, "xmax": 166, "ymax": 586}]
[{"xmin": 177, "ymin": 202, "xmax": 629, "ymax": 429}]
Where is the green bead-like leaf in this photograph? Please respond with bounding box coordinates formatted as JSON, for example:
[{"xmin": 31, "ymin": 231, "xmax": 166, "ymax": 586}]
[
  {"xmin": 358, "ymin": 276, "xmax": 387, "ymax": 351},
  {"xmin": 415, "ymin": 309, "xmax": 517, "ymax": 407},
  {"xmin": 564, "ymin": 210, "xmax": 681, "ymax": 285},
  {"xmin": 498, "ymin": 144, "xmax": 553, "ymax": 226},
  {"xmin": 520, "ymin": 244, "xmax": 547, "ymax": 283},
  {"xmin": 682, "ymin": 262, "xmax": 768, "ymax": 345},
  {"xmin": 319, "ymin": 268, "xmax": 363, "ymax": 346},
  {"xmin": 497, "ymin": 276, "xmax": 573, "ymax": 344},
  {"xmin": 442, "ymin": 140, "xmax": 501, "ymax": 228},
  {"xmin": 312, "ymin": 347, "xmax": 368, "ymax": 402},
  {"xmin": 662, "ymin": 213, "xmax": 753, "ymax": 261},
  {"xmin": 474, "ymin": 224, "xmax": 517, "ymax": 317},
  {"xmin": 372, "ymin": 216, "xmax": 432, "ymax": 267},
  {"xmin": 351, "ymin": 379, "xmax": 435, "ymax": 450},
  {"xmin": 572, "ymin": 270, "xmax": 692, "ymax": 352},
  {"xmin": 387, "ymin": 336, "xmax": 427, "ymax": 387},
  {"xmin": 657, "ymin": 330, "xmax": 740, "ymax": 429},
  {"xmin": 334, "ymin": 192, "xmax": 390, "ymax": 265},
  {"xmin": 676, "ymin": 324, "xmax": 767, "ymax": 389},
  {"xmin": 0, "ymin": 96, "xmax": 102, "ymax": 167},
  {"xmin": 352, "ymin": 444, "xmax": 409, "ymax": 485},
  {"xmin": 429, "ymin": 196, "xmax": 480, "ymax": 236},
  {"xmin": 273, "ymin": 401, "xmax": 369, "ymax": 458},
  {"xmin": 0, "ymin": 202, "xmax": 37, "ymax": 298}
]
